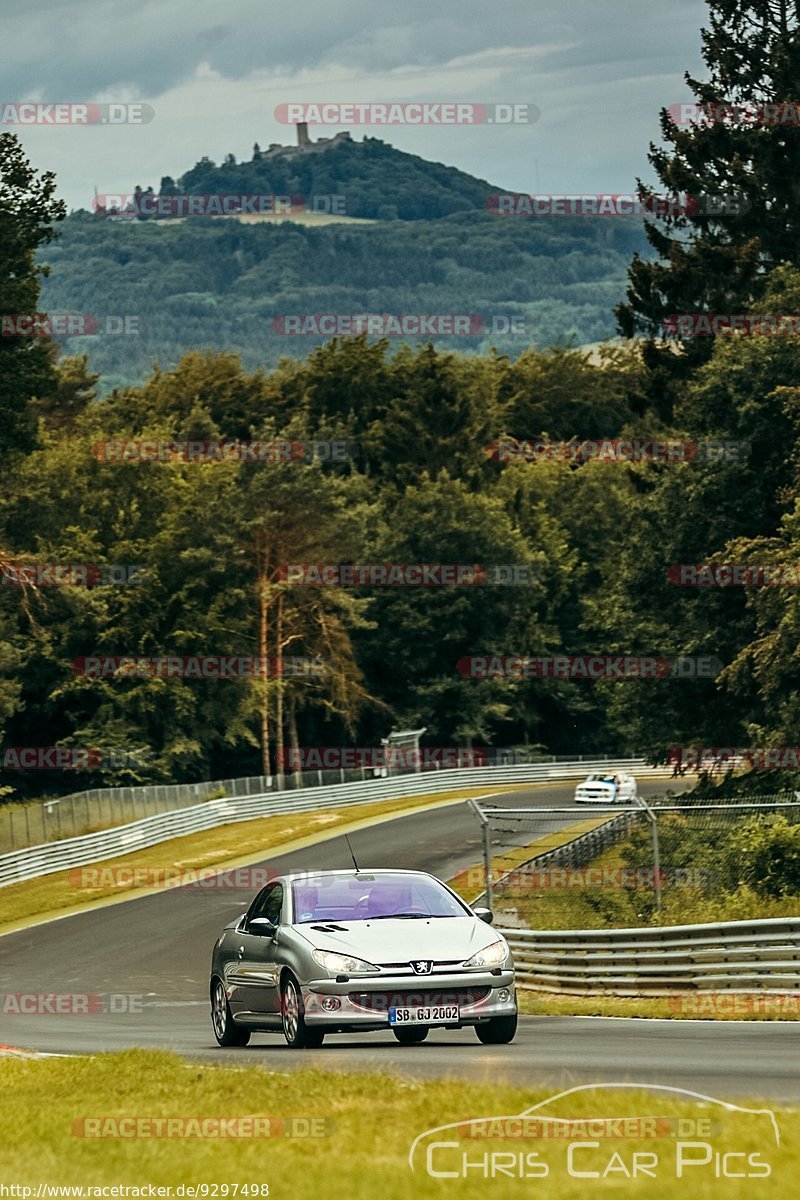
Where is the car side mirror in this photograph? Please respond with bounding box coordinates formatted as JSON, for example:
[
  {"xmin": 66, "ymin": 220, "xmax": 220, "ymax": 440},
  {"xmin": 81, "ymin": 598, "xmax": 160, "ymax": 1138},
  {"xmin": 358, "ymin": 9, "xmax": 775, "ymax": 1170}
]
[
  {"xmin": 473, "ymin": 907, "xmax": 494, "ymax": 924},
  {"xmin": 248, "ymin": 917, "xmax": 277, "ymax": 937}
]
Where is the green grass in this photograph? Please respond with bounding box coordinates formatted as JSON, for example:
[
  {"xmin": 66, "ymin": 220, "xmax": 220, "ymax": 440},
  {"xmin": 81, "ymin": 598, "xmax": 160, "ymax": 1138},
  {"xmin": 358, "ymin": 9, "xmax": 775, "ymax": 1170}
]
[
  {"xmin": 0, "ymin": 1050, "xmax": 795, "ymax": 1197},
  {"xmin": 516, "ymin": 991, "xmax": 800, "ymax": 1021}
]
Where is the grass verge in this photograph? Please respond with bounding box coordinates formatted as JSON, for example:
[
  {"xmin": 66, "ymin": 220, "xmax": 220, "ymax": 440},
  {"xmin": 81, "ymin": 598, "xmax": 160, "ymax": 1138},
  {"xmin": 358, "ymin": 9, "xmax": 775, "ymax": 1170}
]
[
  {"xmin": 0, "ymin": 785, "xmax": 531, "ymax": 935},
  {"xmin": 0, "ymin": 1050, "xmax": 794, "ymax": 1197},
  {"xmin": 516, "ymin": 991, "xmax": 800, "ymax": 1021}
]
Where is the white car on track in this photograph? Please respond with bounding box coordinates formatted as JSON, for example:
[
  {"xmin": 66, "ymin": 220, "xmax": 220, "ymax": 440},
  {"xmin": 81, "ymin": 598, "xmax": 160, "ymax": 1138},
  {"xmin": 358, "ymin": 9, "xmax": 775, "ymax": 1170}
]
[{"xmin": 574, "ymin": 771, "xmax": 638, "ymax": 804}]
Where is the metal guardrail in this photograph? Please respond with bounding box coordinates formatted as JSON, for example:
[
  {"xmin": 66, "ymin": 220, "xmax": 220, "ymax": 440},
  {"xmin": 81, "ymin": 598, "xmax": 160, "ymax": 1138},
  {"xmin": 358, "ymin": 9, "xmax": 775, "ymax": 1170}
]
[
  {"xmin": 0, "ymin": 758, "xmax": 670, "ymax": 889},
  {"xmin": 501, "ymin": 917, "xmax": 800, "ymax": 995},
  {"xmin": 0, "ymin": 751, "xmax": 640, "ymax": 852}
]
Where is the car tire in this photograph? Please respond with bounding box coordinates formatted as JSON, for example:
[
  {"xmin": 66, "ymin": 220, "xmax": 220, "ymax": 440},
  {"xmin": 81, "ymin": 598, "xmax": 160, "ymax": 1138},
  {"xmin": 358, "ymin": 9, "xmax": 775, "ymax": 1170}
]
[
  {"xmin": 392, "ymin": 1026, "xmax": 429, "ymax": 1045},
  {"xmin": 474, "ymin": 1012, "xmax": 518, "ymax": 1045},
  {"xmin": 281, "ymin": 974, "xmax": 325, "ymax": 1049},
  {"xmin": 211, "ymin": 978, "xmax": 251, "ymax": 1047}
]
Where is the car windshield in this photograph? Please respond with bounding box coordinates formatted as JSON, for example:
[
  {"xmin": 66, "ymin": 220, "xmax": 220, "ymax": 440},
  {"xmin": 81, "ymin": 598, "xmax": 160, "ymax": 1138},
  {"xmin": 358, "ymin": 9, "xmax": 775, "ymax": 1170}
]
[
  {"xmin": 291, "ymin": 873, "xmax": 470, "ymax": 923},
  {"xmin": 586, "ymin": 775, "xmax": 618, "ymax": 783}
]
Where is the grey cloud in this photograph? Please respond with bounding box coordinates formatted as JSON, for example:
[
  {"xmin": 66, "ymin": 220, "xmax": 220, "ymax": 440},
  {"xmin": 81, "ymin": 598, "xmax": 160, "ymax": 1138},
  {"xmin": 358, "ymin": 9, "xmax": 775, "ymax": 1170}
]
[{"xmin": 3, "ymin": 0, "xmax": 707, "ymax": 101}]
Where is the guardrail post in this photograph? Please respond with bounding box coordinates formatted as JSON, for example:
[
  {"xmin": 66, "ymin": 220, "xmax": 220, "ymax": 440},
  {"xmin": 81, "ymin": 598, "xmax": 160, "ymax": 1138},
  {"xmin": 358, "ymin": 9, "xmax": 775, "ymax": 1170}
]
[
  {"xmin": 467, "ymin": 799, "xmax": 493, "ymax": 912},
  {"xmin": 635, "ymin": 794, "xmax": 662, "ymax": 913}
]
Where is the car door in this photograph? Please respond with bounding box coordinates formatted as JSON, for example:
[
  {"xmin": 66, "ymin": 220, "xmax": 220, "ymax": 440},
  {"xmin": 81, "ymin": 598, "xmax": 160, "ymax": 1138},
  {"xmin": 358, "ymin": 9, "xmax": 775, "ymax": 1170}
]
[{"xmin": 228, "ymin": 882, "xmax": 284, "ymax": 1021}]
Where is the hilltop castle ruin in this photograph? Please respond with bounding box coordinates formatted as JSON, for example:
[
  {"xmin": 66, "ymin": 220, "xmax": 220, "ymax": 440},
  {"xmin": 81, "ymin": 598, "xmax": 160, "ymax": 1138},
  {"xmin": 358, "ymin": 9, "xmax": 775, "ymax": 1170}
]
[{"xmin": 255, "ymin": 124, "xmax": 352, "ymax": 161}]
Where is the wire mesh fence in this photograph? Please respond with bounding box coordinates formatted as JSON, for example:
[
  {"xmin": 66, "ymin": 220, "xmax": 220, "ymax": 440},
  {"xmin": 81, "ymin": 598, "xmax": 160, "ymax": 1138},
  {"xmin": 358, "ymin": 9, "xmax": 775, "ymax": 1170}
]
[
  {"xmin": 461, "ymin": 793, "xmax": 800, "ymax": 929},
  {"xmin": 0, "ymin": 767, "xmax": 367, "ymax": 852}
]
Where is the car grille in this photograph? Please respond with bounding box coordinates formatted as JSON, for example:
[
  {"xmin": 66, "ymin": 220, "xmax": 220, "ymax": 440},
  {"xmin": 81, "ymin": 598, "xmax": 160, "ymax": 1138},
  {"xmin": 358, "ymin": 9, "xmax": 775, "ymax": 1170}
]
[
  {"xmin": 378, "ymin": 960, "xmax": 462, "ymax": 970},
  {"xmin": 348, "ymin": 987, "xmax": 491, "ymax": 1012}
]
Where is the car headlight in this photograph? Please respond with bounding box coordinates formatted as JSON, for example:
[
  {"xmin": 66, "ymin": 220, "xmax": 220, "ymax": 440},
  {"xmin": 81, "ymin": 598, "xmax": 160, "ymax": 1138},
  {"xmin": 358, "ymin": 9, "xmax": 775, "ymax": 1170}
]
[
  {"xmin": 463, "ymin": 939, "xmax": 508, "ymax": 969},
  {"xmin": 312, "ymin": 949, "xmax": 379, "ymax": 975}
]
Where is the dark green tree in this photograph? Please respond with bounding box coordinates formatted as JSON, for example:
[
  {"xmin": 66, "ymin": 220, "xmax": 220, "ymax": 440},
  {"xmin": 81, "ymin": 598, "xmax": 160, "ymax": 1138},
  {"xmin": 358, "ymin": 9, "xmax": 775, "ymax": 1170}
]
[
  {"xmin": 617, "ymin": 0, "xmax": 800, "ymax": 394},
  {"xmin": 0, "ymin": 134, "xmax": 66, "ymax": 458}
]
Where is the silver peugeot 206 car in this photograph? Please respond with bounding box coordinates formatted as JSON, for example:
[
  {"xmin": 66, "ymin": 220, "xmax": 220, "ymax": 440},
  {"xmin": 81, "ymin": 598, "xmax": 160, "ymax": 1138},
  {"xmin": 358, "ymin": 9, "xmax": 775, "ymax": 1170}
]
[{"xmin": 210, "ymin": 868, "xmax": 517, "ymax": 1048}]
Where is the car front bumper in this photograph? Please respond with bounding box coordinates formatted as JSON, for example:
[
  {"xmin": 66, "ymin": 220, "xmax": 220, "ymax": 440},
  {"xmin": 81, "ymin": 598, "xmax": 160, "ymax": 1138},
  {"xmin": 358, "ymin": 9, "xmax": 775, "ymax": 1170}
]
[{"xmin": 302, "ymin": 969, "xmax": 516, "ymax": 1027}]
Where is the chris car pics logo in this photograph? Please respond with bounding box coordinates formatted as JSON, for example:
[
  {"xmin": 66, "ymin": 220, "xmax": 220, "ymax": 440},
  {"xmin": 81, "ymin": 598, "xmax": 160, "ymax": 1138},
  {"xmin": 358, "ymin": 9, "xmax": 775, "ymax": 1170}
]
[{"xmin": 408, "ymin": 1083, "xmax": 780, "ymax": 1181}]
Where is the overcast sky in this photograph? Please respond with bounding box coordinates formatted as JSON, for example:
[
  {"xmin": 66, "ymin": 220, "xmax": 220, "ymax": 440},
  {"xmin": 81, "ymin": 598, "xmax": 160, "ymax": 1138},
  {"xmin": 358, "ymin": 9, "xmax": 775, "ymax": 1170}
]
[{"xmin": 4, "ymin": 0, "xmax": 709, "ymax": 212}]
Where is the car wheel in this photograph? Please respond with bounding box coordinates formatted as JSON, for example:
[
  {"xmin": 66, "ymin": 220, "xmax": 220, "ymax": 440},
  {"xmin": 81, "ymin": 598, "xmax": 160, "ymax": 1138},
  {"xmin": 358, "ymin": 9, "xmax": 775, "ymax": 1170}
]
[
  {"xmin": 392, "ymin": 1026, "xmax": 429, "ymax": 1045},
  {"xmin": 281, "ymin": 974, "xmax": 325, "ymax": 1049},
  {"xmin": 474, "ymin": 1012, "xmax": 518, "ymax": 1045},
  {"xmin": 211, "ymin": 978, "xmax": 251, "ymax": 1047}
]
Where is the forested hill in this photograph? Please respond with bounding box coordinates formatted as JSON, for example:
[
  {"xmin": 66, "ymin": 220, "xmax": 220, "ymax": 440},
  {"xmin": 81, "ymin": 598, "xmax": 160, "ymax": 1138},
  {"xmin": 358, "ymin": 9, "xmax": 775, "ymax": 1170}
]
[
  {"xmin": 139, "ymin": 134, "xmax": 505, "ymax": 222},
  {"xmin": 41, "ymin": 209, "xmax": 649, "ymax": 393}
]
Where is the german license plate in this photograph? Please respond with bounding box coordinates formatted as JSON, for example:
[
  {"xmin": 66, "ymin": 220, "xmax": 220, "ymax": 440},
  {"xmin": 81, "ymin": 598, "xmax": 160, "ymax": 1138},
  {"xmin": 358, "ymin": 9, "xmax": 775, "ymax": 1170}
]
[{"xmin": 389, "ymin": 1004, "xmax": 459, "ymax": 1025}]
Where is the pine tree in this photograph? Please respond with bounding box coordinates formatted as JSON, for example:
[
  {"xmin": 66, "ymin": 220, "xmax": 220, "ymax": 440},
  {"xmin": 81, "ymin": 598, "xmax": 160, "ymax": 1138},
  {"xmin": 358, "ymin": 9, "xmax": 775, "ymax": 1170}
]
[{"xmin": 617, "ymin": 0, "xmax": 800, "ymax": 378}]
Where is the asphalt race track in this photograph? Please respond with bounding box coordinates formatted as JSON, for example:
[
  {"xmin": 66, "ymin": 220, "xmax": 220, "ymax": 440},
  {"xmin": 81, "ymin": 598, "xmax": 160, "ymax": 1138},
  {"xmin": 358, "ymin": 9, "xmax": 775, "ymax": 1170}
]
[{"xmin": 1, "ymin": 778, "xmax": 798, "ymax": 1102}]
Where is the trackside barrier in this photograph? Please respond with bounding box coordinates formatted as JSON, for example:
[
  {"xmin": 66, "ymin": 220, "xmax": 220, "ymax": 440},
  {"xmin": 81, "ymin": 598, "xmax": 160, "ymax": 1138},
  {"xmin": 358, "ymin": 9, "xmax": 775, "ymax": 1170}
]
[
  {"xmin": 500, "ymin": 917, "xmax": 800, "ymax": 996},
  {"xmin": 0, "ymin": 759, "xmax": 672, "ymax": 889},
  {"xmin": 0, "ymin": 753, "xmax": 651, "ymax": 852}
]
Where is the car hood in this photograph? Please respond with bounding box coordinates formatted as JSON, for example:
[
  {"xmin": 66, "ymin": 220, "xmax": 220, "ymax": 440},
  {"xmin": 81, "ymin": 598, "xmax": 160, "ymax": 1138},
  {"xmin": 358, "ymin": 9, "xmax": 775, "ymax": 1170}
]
[
  {"xmin": 576, "ymin": 781, "xmax": 616, "ymax": 792},
  {"xmin": 291, "ymin": 916, "xmax": 502, "ymax": 963}
]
